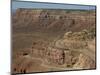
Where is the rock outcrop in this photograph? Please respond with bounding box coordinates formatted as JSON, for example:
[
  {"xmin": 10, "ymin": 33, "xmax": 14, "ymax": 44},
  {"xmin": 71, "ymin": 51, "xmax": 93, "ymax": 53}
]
[
  {"xmin": 73, "ymin": 54, "xmax": 95, "ymax": 69},
  {"xmin": 12, "ymin": 9, "xmax": 96, "ymax": 73}
]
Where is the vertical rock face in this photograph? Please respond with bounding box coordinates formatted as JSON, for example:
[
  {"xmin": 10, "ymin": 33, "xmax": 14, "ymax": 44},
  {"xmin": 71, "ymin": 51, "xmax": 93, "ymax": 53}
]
[
  {"xmin": 13, "ymin": 9, "xmax": 96, "ymax": 33},
  {"xmin": 46, "ymin": 48, "xmax": 76, "ymax": 66},
  {"xmin": 64, "ymin": 51, "xmax": 73, "ymax": 66},
  {"xmin": 46, "ymin": 48, "xmax": 65, "ymax": 65}
]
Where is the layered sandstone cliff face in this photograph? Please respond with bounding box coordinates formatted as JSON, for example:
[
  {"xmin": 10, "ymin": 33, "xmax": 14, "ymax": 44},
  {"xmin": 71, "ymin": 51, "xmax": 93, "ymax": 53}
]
[
  {"xmin": 12, "ymin": 8, "xmax": 95, "ymax": 33},
  {"xmin": 12, "ymin": 9, "xmax": 96, "ymax": 74}
]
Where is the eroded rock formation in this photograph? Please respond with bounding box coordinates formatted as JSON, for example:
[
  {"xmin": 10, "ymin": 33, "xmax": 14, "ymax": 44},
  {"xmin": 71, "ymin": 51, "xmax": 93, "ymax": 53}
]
[{"xmin": 12, "ymin": 9, "xmax": 96, "ymax": 74}]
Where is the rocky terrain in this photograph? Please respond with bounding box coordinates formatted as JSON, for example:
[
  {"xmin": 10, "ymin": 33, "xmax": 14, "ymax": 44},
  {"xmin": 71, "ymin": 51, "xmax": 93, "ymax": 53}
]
[{"xmin": 12, "ymin": 9, "xmax": 96, "ymax": 74}]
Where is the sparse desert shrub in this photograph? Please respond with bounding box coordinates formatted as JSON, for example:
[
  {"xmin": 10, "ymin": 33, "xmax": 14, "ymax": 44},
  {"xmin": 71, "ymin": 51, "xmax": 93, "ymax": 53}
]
[
  {"xmin": 66, "ymin": 64, "xmax": 72, "ymax": 67},
  {"xmin": 23, "ymin": 53, "xmax": 28, "ymax": 56},
  {"xmin": 89, "ymin": 27, "xmax": 96, "ymax": 39},
  {"xmin": 65, "ymin": 10, "xmax": 71, "ymax": 13}
]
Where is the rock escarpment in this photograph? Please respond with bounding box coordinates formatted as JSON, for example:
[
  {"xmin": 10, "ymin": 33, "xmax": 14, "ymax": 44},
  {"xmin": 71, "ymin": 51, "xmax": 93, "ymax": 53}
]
[
  {"xmin": 12, "ymin": 9, "xmax": 96, "ymax": 74},
  {"xmin": 12, "ymin": 9, "xmax": 95, "ymax": 33}
]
